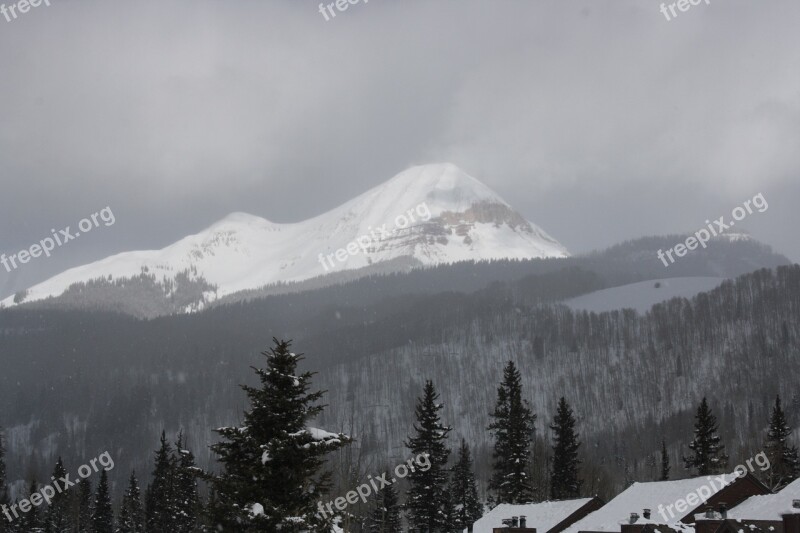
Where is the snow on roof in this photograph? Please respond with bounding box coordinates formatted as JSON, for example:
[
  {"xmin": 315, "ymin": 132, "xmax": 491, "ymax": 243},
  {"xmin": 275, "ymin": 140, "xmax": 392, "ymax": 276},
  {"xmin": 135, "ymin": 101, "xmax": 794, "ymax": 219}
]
[
  {"xmin": 563, "ymin": 473, "xmax": 740, "ymax": 533},
  {"xmin": 694, "ymin": 511, "xmax": 724, "ymax": 521},
  {"xmin": 471, "ymin": 498, "xmax": 595, "ymax": 533},
  {"xmin": 728, "ymin": 477, "xmax": 800, "ymax": 521}
]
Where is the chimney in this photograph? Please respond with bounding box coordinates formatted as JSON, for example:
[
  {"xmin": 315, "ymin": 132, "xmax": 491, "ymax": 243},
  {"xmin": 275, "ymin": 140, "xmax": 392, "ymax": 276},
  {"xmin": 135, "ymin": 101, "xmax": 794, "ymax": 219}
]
[
  {"xmin": 718, "ymin": 503, "xmax": 727, "ymax": 519},
  {"xmin": 643, "ymin": 509, "xmax": 651, "ymax": 520},
  {"xmin": 520, "ymin": 516, "xmax": 527, "ymax": 528},
  {"xmin": 630, "ymin": 513, "xmax": 640, "ymax": 524}
]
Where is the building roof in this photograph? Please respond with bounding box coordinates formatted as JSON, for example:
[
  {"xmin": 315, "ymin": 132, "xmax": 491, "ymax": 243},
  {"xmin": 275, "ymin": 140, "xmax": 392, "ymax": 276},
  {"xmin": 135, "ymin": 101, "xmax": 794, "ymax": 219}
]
[
  {"xmin": 472, "ymin": 498, "xmax": 597, "ymax": 533},
  {"xmin": 563, "ymin": 474, "xmax": 740, "ymax": 533},
  {"xmin": 636, "ymin": 521, "xmax": 696, "ymax": 533},
  {"xmin": 728, "ymin": 477, "xmax": 800, "ymax": 521}
]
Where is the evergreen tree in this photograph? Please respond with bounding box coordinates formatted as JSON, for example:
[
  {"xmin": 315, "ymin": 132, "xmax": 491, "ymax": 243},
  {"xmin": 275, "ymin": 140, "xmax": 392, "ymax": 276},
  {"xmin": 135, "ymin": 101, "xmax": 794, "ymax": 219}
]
[
  {"xmin": 117, "ymin": 471, "xmax": 144, "ymax": 533},
  {"xmin": 488, "ymin": 361, "xmax": 536, "ymax": 504},
  {"xmin": 200, "ymin": 488, "xmax": 219, "ymax": 532},
  {"xmin": 19, "ymin": 479, "xmax": 43, "ymax": 532},
  {"xmin": 660, "ymin": 439, "xmax": 670, "ymax": 481},
  {"xmin": 0, "ymin": 430, "xmax": 9, "ymax": 533},
  {"xmin": 44, "ymin": 458, "xmax": 71, "ymax": 533},
  {"xmin": 174, "ymin": 433, "xmax": 200, "ymax": 533},
  {"xmin": 367, "ymin": 481, "xmax": 401, "ymax": 533},
  {"xmin": 209, "ymin": 338, "xmax": 351, "ymax": 532},
  {"xmin": 145, "ymin": 431, "xmax": 176, "ymax": 532},
  {"xmin": 441, "ymin": 490, "xmax": 458, "ymax": 533},
  {"xmin": 448, "ymin": 440, "xmax": 483, "ymax": 533},
  {"xmin": 91, "ymin": 470, "xmax": 113, "ymax": 533},
  {"xmin": 764, "ymin": 395, "xmax": 800, "ymax": 490},
  {"xmin": 405, "ymin": 380, "xmax": 452, "ymax": 533},
  {"xmin": 683, "ymin": 397, "xmax": 729, "ymax": 476},
  {"xmin": 550, "ymin": 397, "xmax": 582, "ymax": 499},
  {"xmin": 76, "ymin": 479, "xmax": 93, "ymax": 533}
]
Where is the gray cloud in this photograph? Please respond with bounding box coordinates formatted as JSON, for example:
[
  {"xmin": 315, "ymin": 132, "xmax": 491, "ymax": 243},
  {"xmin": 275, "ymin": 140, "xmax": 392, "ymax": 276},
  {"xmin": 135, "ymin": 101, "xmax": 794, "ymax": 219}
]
[{"xmin": 1, "ymin": 0, "xmax": 799, "ymax": 298}]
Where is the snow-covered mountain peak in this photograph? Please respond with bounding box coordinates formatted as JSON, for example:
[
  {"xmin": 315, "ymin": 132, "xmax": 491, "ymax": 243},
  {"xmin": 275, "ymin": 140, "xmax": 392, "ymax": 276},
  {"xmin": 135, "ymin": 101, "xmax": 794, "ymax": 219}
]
[
  {"xmin": 344, "ymin": 163, "xmax": 509, "ymax": 220},
  {"xmin": 2, "ymin": 164, "xmax": 569, "ymax": 313},
  {"xmin": 385, "ymin": 162, "xmax": 507, "ymax": 208},
  {"xmin": 211, "ymin": 211, "xmax": 274, "ymax": 227}
]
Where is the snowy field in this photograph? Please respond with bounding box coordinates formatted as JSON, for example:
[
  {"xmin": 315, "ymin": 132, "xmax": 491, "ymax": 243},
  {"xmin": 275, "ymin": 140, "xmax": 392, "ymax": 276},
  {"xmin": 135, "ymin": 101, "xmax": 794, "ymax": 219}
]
[{"xmin": 563, "ymin": 277, "xmax": 727, "ymax": 314}]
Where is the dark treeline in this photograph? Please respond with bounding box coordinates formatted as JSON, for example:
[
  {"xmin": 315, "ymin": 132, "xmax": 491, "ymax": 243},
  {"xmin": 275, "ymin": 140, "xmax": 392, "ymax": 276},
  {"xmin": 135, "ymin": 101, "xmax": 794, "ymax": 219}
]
[{"xmin": 3, "ymin": 349, "xmax": 797, "ymax": 532}]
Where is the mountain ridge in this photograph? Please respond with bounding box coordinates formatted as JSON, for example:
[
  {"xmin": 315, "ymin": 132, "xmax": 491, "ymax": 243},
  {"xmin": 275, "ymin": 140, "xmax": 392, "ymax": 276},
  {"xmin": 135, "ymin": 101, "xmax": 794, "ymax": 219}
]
[{"xmin": 1, "ymin": 163, "xmax": 568, "ymax": 311}]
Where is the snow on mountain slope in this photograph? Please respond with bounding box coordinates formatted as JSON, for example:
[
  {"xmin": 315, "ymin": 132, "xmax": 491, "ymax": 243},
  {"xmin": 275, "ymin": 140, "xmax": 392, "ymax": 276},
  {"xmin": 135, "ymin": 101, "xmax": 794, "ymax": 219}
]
[
  {"xmin": 1, "ymin": 163, "xmax": 568, "ymax": 310},
  {"xmin": 564, "ymin": 277, "xmax": 726, "ymax": 314}
]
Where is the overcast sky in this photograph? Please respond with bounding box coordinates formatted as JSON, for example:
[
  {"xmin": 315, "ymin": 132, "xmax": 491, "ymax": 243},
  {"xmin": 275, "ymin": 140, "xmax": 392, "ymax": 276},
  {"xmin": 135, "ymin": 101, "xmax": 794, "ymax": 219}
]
[{"xmin": 1, "ymin": 0, "xmax": 799, "ymax": 298}]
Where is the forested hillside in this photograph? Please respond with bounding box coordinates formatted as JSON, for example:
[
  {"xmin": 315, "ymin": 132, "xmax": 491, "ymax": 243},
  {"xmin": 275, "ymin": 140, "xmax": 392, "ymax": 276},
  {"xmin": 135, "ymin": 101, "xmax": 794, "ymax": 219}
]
[
  {"xmin": 316, "ymin": 265, "xmax": 800, "ymax": 497},
  {"xmin": 1, "ymin": 256, "xmax": 798, "ymax": 501}
]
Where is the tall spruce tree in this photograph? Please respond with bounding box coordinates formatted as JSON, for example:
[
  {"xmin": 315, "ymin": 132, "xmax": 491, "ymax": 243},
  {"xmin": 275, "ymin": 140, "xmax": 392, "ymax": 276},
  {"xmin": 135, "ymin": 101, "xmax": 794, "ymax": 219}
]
[
  {"xmin": 118, "ymin": 471, "xmax": 144, "ymax": 533},
  {"xmin": 174, "ymin": 433, "xmax": 200, "ymax": 533},
  {"xmin": 146, "ymin": 431, "xmax": 177, "ymax": 532},
  {"xmin": 683, "ymin": 397, "xmax": 729, "ymax": 476},
  {"xmin": 764, "ymin": 395, "xmax": 800, "ymax": 490},
  {"xmin": 209, "ymin": 338, "xmax": 351, "ymax": 532},
  {"xmin": 77, "ymin": 478, "xmax": 93, "ymax": 533},
  {"xmin": 44, "ymin": 458, "xmax": 71, "ymax": 533},
  {"xmin": 92, "ymin": 470, "xmax": 113, "ymax": 533},
  {"xmin": 0, "ymin": 429, "xmax": 8, "ymax": 533},
  {"xmin": 488, "ymin": 361, "xmax": 536, "ymax": 504},
  {"xmin": 550, "ymin": 397, "xmax": 582, "ymax": 499},
  {"xmin": 449, "ymin": 439, "xmax": 483, "ymax": 533},
  {"xmin": 660, "ymin": 439, "xmax": 670, "ymax": 481},
  {"xmin": 405, "ymin": 380, "xmax": 452, "ymax": 532},
  {"xmin": 367, "ymin": 481, "xmax": 401, "ymax": 533}
]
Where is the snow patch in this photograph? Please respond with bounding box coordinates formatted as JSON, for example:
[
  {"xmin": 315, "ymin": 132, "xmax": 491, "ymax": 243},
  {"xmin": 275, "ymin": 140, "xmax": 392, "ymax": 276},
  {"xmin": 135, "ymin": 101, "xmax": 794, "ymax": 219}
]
[
  {"xmin": 250, "ymin": 503, "xmax": 264, "ymax": 517},
  {"xmin": 565, "ymin": 277, "xmax": 726, "ymax": 314}
]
